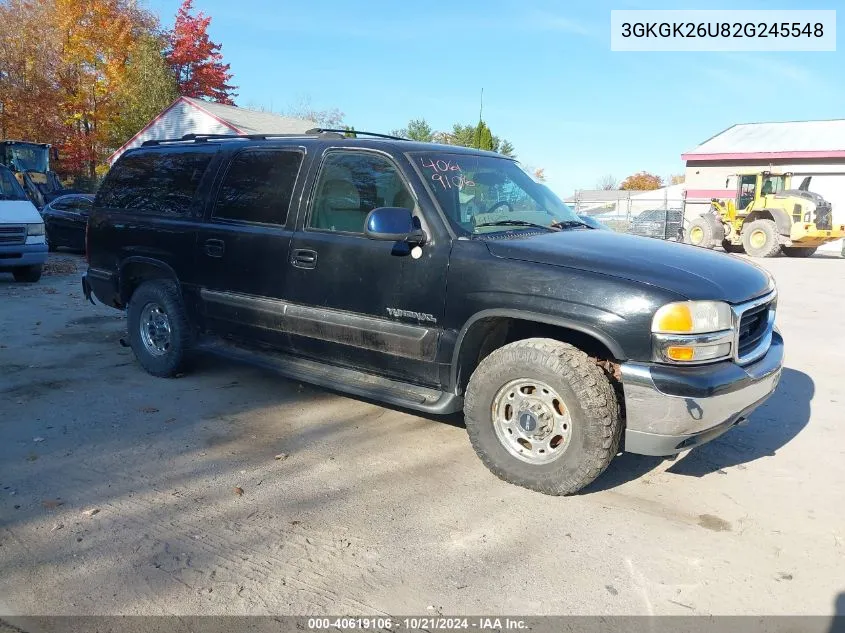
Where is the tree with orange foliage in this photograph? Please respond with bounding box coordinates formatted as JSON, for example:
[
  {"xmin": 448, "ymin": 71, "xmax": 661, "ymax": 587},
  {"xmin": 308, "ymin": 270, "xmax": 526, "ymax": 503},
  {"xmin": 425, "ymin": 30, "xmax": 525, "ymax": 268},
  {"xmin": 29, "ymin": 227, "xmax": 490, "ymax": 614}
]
[
  {"xmin": 53, "ymin": 0, "xmax": 164, "ymax": 179},
  {"xmin": 167, "ymin": 0, "xmax": 236, "ymax": 104},
  {"xmin": 619, "ymin": 171, "xmax": 663, "ymax": 191}
]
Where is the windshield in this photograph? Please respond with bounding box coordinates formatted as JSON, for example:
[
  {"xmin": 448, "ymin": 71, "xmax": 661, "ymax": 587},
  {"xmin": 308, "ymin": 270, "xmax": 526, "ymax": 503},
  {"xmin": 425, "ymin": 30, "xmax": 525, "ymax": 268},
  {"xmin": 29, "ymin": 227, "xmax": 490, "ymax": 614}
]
[
  {"xmin": 414, "ymin": 152, "xmax": 579, "ymax": 235},
  {"xmin": 7, "ymin": 143, "xmax": 49, "ymax": 173},
  {"xmin": 0, "ymin": 167, "xmax": 28, "ymax": 201}
]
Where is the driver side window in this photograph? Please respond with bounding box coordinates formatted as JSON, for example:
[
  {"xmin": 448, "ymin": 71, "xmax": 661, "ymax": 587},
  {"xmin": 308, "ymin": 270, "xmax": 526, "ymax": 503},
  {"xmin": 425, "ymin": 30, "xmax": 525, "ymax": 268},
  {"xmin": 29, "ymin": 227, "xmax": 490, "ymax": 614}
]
[{"xmin": 309, "ymin": 151, "xmax": 415, "ymax": 234}]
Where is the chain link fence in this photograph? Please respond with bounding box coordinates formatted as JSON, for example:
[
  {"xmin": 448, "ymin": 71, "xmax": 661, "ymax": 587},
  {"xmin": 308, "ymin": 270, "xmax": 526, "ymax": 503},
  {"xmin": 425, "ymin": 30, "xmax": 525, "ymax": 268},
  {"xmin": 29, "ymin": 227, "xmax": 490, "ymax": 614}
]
[{"xmin": 567, "ymin": 189, "xmax": 687, "ymax": 241}]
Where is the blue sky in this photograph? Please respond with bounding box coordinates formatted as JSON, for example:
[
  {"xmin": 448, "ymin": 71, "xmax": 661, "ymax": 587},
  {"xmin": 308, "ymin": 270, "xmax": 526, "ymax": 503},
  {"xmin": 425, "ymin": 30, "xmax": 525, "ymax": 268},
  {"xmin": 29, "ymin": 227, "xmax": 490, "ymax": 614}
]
[{"xmin": 144, "ymin": 0, "xmax": 843, "ymax": 196}]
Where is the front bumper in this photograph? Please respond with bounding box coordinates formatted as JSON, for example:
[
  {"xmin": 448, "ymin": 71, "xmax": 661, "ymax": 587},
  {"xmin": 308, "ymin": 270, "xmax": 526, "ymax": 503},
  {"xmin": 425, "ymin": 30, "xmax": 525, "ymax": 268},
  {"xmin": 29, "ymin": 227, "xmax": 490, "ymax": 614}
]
[
  {"xmin": 0, "ymin": 243, "xmax": 48, "ymax": 269},
  {"xmin": 621, "ymin": 330, "xmax": 783, "ymax": 456}
]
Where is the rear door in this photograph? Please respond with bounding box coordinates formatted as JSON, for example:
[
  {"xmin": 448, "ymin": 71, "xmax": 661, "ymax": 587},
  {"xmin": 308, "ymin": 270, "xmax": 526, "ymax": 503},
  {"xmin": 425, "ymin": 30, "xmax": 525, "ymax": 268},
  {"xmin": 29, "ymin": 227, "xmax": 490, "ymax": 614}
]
[
  {"xmin": 194, "ymin": 146, "xmax": 306, "ymax": 346},
  {"xmin": 92, "ymin": 146, "xmax": 219, "ymax": 284},
  {"xmin": 283, "ymin": 148, "xmax": 450, "ymax": 387}
]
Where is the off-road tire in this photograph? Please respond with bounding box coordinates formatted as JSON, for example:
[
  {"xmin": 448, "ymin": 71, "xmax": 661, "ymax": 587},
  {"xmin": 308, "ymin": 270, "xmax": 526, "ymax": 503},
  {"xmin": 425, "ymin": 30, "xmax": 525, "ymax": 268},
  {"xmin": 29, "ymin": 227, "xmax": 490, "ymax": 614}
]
[
  {"xmin": 13, "ymin": 264, "xmax": 42, "ymax": 283},
  {"xmin": 742, "ymin": 219, "xmax": 782, "ymax": 258},
  {"xmin": 686, "ymin": 216, "xmax": 715, "ymax": 249},
  {"xmin": 782, "ymin": 246, "xmax": 817, "ymax": 258},
  {"xmin": 127, "ymin": 279, "xmax": 193, "ymax": 377},
  {"xmin": 721, "ymin": 241, "xmax": 745, "ymax": 254},
  {"xmin": 464, "ymin": 338, "xmax": 621, "ymax": 495}
]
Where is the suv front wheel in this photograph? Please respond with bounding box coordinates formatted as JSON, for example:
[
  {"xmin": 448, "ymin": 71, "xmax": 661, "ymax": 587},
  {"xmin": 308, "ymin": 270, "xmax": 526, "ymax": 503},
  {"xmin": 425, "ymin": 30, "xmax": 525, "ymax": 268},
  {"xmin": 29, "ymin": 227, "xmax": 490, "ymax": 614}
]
[
  {"xmin": 127, "ymin": 279, "xmax": 193, "ymax": 377},
  {"xmin": 464, "ymin": 338, "xmax": 621, "ymax": 495}
]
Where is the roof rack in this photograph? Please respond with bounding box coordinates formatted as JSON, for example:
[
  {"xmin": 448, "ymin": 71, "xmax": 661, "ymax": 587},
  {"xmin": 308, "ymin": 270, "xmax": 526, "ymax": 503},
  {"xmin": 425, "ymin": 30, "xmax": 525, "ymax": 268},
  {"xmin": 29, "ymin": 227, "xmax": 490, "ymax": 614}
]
[
  {"xmin": 141, "ymin": 130, "xmax": 346, "ymax": 147},
  {"xmin": 307, "ymin": 128, "xmax": 406, "ymax": 141},
  {"xmin": 140, "ymin": 129, "xmax": 406, "ymax": 148}
]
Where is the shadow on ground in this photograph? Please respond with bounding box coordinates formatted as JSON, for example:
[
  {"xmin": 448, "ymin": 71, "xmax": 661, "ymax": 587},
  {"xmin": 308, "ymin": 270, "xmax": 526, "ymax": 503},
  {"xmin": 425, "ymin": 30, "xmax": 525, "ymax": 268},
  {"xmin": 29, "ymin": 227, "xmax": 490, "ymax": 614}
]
[{"xmin": 582, "ymin": 367, "xmax": 813, "ymax": 493}]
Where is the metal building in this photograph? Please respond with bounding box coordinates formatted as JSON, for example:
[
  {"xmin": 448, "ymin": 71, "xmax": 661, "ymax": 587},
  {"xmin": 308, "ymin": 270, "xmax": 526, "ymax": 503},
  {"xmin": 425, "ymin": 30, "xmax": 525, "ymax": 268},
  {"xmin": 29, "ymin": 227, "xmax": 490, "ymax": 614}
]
[
  {"xmin": 683, "ymin": 119, "xmax": 845, "ymax": 252},
  {"xmin": 107, "ymin": 97, "xmax": 316, "ymax": 166}
]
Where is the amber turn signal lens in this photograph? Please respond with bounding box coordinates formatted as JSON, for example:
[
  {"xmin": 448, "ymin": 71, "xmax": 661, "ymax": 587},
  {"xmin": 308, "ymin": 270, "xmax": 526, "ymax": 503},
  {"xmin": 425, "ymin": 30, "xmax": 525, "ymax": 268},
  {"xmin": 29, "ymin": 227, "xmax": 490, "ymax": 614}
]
[
  {"xmin": 666, "ymin": 346, "xmax": 695, "ymax": 361},
  {"xmin": 654, "ymin": 304, "xmax": 693, "ymax": 333}
]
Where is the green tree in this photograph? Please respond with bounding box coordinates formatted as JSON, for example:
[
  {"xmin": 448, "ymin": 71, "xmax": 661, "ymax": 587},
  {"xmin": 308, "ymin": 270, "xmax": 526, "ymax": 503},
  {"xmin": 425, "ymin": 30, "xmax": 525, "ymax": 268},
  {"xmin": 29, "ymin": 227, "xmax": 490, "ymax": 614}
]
[
  {"xmin": 391, "ymin": 118, "xmax": 433, "ymax": 141},
  {"xmin": 497, "ymin": 139, "xmax": 515, "ymax": 158},
  {"xmin": 109, "ymin": 33, "xmax": 179, "ymax": 149},
  {"xmin": 472, "ymin": 120, "xmax": 494, "ymax": 151},
  {"xmin": 445, "ymin": 121, "xmax": 514, "ymax": 156},
  {"xmin": 449, "ymin": 123, "xmax": 475, "ymax": 147}
]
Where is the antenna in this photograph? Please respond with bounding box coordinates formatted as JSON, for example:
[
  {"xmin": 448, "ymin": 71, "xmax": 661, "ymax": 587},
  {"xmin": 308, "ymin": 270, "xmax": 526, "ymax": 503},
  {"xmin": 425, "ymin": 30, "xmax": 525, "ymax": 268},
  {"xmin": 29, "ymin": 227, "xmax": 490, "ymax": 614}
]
[{"xmin": 476, "ymin": 87, "xmax": 484, "ymax": 149}]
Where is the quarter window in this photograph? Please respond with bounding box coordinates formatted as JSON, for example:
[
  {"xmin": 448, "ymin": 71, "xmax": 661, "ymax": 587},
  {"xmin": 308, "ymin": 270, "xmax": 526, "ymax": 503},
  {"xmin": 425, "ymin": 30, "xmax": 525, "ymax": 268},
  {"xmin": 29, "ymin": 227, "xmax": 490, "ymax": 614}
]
[
  {"xmin": 96, "ymin": 148, "xmax": 215, "ymax": 216},
  {"xmin": 213, "ymin": 150, "xmax": 303, "ymax": 225},
  {"xmin": 309, "ymin": 151, "xmax": 414, "ymax": 234}
]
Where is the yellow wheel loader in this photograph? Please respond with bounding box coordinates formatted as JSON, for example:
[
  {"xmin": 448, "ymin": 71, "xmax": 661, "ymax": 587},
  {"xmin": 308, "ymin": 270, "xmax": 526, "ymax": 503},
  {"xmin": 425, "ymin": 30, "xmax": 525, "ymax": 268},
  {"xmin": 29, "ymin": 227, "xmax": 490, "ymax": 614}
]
[
  {"xmin": 685, "ymin": 171, "xmax": 844, "ymax": 258},
  {"xmin": 0, "ymin": 140, "xmax": 72, "ymax": 209}
]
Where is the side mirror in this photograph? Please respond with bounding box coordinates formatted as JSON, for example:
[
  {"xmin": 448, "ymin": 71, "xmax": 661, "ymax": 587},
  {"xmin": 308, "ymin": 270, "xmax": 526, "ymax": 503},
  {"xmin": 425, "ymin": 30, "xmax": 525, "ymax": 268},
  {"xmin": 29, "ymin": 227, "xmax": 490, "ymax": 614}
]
[
  {"xmin": 365, "ymin": 207, "xmax": 427, "ymax": 245},
  {"xmin": 52, "ymin": 147, "xmax": 60, "ymax": 162}
]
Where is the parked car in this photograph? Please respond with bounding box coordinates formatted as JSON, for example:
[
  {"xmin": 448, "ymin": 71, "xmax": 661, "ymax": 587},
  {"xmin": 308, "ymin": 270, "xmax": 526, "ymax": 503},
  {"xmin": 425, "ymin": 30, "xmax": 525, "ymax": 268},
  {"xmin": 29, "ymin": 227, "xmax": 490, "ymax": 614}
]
[
  {"xmin": 0, "ymin": 164, "xmax": 47, "ymax": 282},
  {"xmin": 41, "ymin": 193, "xmax": 94, "ymax": 252},
  {"xmin": 630, "ymin": 208, "xmax": 684, "ymax": 240},
  {"xmin": 83, "ymin": 131, "xmax": 783, "ymax": 495}
]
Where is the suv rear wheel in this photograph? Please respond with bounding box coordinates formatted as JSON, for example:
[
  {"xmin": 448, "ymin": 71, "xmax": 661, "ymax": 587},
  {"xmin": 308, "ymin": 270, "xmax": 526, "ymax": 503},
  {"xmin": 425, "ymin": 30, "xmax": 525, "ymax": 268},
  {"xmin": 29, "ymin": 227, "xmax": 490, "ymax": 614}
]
[
  {"xmin": 464, "ymin": 338, "xmax": 621, "ymax": 495},
  {"xmin": 127, "ymin": 279, "xmax": 193, "ymax": 377}
]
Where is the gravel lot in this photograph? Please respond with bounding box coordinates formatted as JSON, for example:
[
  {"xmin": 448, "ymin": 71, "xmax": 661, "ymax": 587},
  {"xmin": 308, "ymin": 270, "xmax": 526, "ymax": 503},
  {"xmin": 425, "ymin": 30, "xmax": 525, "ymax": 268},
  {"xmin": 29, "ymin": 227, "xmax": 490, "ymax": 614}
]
[{"xmin": 1, "ymin": 252, "xmax": 843, "ymax": 618}]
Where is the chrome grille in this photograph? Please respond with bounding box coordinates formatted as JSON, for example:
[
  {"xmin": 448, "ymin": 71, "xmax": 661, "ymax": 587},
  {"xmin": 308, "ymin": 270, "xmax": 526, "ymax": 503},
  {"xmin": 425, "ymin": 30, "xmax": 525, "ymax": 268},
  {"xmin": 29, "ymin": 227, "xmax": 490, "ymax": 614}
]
[
  {"xmin": 0, "ymin": 225, "xmax": 26, "ymax": 245},
  {"xmin": 733, "ymin": 291, "xmax": 776, "ymax": 365}
]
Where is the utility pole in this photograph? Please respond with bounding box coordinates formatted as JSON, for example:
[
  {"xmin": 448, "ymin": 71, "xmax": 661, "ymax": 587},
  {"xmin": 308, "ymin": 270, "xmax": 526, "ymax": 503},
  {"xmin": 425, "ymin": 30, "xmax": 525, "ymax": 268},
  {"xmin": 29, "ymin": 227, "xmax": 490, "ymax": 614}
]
[{"xmin": 476, "ymin": 88, "xmax": 484, "ymax": 149}]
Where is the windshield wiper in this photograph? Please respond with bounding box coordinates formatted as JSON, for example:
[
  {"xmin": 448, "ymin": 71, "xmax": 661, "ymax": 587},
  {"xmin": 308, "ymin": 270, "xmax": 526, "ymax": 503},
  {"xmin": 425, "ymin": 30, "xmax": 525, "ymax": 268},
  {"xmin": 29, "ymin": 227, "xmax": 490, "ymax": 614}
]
[
  {"xmin": 473, "ymin": 220, "xmax": 559, "ymax": 232},
  {"xmin": 550, "ymin": 220, "xmax": 589, "ymax": 229}
]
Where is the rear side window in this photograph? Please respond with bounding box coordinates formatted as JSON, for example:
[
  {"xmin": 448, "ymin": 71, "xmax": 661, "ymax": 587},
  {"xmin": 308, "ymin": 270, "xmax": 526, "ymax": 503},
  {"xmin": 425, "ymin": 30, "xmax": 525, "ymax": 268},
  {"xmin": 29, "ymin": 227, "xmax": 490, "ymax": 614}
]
[
  {"xmin": 212, "ymin": 149, "xmax": 303, "ymax": 225},
  {"xmin": 96, "ymin": 149, "xmax": 214, "ymax": 216}
]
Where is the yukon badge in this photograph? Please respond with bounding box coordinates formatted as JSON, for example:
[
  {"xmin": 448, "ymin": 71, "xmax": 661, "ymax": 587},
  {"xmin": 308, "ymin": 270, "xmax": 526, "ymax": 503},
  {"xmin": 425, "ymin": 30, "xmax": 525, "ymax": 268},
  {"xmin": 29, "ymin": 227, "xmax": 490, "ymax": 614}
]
[{"xmin": 387, "ymin": 307, "xmax": 437, "ymax": 324}]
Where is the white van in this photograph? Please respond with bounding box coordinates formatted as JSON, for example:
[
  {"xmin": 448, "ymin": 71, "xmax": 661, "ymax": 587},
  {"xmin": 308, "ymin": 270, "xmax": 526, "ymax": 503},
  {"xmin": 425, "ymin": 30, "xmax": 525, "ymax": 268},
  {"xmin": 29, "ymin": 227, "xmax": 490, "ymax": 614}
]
[{"xmin": 0, "ymin": 164, "xmax": 47, "ymax": 282}]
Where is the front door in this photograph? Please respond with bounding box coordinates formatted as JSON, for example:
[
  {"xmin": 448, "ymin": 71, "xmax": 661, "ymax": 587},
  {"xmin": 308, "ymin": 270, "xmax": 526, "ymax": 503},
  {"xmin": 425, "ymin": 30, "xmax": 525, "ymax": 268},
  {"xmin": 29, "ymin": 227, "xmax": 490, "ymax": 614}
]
[
  {"xmin": 284, "ymin": 149, "xmax": 450, "ymax": 387},
  {"xmin": 195, "ymin": 147, "xmax": 305, "ymax": 347}
]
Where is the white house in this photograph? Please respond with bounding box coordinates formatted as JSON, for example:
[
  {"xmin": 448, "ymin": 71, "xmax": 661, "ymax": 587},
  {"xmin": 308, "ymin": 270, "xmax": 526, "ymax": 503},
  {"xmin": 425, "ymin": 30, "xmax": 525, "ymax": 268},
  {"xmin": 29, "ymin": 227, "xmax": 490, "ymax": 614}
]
[{"xmin": 108, "ymin": 97, "xmax": 317, "ymax": 166}]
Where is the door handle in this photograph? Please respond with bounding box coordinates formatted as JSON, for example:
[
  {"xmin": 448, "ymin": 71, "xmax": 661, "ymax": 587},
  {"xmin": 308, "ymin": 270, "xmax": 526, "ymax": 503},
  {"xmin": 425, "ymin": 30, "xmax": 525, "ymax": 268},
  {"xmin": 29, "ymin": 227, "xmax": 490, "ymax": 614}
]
[
  {"xmin": 291, "ymin": 248, "xmax": 317, "ymax": 269},
  {"xmin": 204, "ymin": 239, "xmax": 225, "ymax": 258}
]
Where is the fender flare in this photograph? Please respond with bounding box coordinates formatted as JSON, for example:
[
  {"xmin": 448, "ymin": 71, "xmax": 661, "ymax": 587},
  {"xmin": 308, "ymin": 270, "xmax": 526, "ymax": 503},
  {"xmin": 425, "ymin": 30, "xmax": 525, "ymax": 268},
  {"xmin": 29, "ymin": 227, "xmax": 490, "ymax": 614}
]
[
  {"xmin": 746, "ymin": 208, "xmax": 792, "ymax": 235},
  {"xmin": 118, "ymin": 256, "xmax": 180, "ymax": 303},
  {"xmin": 449, "ymin": 308, "xmax": 627, "ymax": 390}
]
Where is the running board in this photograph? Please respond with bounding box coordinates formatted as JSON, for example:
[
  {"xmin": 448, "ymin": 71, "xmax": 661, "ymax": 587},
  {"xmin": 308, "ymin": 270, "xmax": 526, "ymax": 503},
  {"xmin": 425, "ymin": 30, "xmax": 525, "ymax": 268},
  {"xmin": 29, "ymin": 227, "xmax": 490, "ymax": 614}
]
[{"xmin": 197, "ymin": 339, "xmax": 463, "ymax": 415}]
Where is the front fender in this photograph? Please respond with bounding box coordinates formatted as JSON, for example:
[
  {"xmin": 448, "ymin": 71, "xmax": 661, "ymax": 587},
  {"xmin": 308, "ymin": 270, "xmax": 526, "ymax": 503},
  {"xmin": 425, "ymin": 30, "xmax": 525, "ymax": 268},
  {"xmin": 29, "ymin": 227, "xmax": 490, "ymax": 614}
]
[{"xmin": 448, "ymin": 307, "xmax": 629, "ymax": 392}]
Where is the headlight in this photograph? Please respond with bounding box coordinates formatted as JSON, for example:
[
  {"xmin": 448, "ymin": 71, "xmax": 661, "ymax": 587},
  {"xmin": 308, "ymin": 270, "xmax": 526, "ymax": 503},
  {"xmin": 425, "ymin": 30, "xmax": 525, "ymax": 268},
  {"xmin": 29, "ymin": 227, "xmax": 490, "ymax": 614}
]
[
  {"xmin": 26, "ymin": 222, "xmax": 45, "ymax": 236},
  {"xmin": 652, "ymin": 301, "xmax": 733, "ymax": 364},
  {"xmin": 652, "ymin": 301, "xmax": 732, "ymax": 334}
]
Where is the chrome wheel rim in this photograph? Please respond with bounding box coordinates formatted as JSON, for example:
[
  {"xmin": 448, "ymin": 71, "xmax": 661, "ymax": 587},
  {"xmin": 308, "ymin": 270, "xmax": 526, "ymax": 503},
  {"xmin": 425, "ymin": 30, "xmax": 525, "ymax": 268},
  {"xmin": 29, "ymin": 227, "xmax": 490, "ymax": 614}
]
[
  {"xmin": 139, "ymin": 302, "xmax": 172, "ymax": 357},
  {"xmin": 491, "ymin": 378, "xmax": 573, "ymax": 465}
]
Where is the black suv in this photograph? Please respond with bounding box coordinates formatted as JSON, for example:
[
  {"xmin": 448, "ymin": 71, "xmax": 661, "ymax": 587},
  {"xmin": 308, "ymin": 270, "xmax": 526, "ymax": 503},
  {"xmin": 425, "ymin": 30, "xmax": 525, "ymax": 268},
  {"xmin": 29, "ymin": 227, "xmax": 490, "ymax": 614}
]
[{"xmin": 83, "ymin": 131, "xmax": 783, "ymax": 495}]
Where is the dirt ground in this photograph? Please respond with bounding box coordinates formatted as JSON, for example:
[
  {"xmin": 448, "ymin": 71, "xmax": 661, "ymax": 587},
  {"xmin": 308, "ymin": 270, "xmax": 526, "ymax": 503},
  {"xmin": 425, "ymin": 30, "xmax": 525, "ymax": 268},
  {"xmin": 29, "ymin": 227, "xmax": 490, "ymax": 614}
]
[{"xmin": 0, "ymin": 252, "xmax": 843, "ymax": 618}]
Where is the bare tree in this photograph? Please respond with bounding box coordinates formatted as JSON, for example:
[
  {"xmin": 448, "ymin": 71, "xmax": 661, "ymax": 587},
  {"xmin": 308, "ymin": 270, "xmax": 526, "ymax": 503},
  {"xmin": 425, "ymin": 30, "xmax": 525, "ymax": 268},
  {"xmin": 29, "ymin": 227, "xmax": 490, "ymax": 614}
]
[
  {"xmin": 596, "ymin": 174, "xmax": 618, "ymax": 190},
  {"xmin": 285, "ymin": 95, "xmax": 344, "ymax": 128}
]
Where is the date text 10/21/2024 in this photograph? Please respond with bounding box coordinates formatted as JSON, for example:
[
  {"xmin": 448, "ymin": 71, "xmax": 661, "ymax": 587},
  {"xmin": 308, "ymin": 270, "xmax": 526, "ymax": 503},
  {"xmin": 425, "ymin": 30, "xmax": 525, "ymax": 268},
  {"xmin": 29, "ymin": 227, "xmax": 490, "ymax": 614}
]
[{"xmin": 307, "ymin": 617, "xmax": 528, "ymax": 630}]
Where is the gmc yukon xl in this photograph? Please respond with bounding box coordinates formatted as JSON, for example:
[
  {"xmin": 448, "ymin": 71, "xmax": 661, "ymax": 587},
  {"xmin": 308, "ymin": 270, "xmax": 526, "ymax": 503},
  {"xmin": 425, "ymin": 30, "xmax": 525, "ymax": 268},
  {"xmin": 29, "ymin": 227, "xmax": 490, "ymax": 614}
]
[{"xmin": 82, "ymin": 131, "xmax": 783, "ymax": 495}]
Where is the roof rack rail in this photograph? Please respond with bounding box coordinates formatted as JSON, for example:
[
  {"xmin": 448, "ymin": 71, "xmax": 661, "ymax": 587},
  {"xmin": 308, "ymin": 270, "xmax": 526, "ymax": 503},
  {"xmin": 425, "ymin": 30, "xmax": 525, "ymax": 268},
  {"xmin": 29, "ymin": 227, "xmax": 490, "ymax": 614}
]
[
  {"xmin": 141, "ymin": 130, "xmax": 346, "ymax": 147},
  {"xmin": 307, "ymin": 128, "xmax": 406, "ymax": 141}
]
